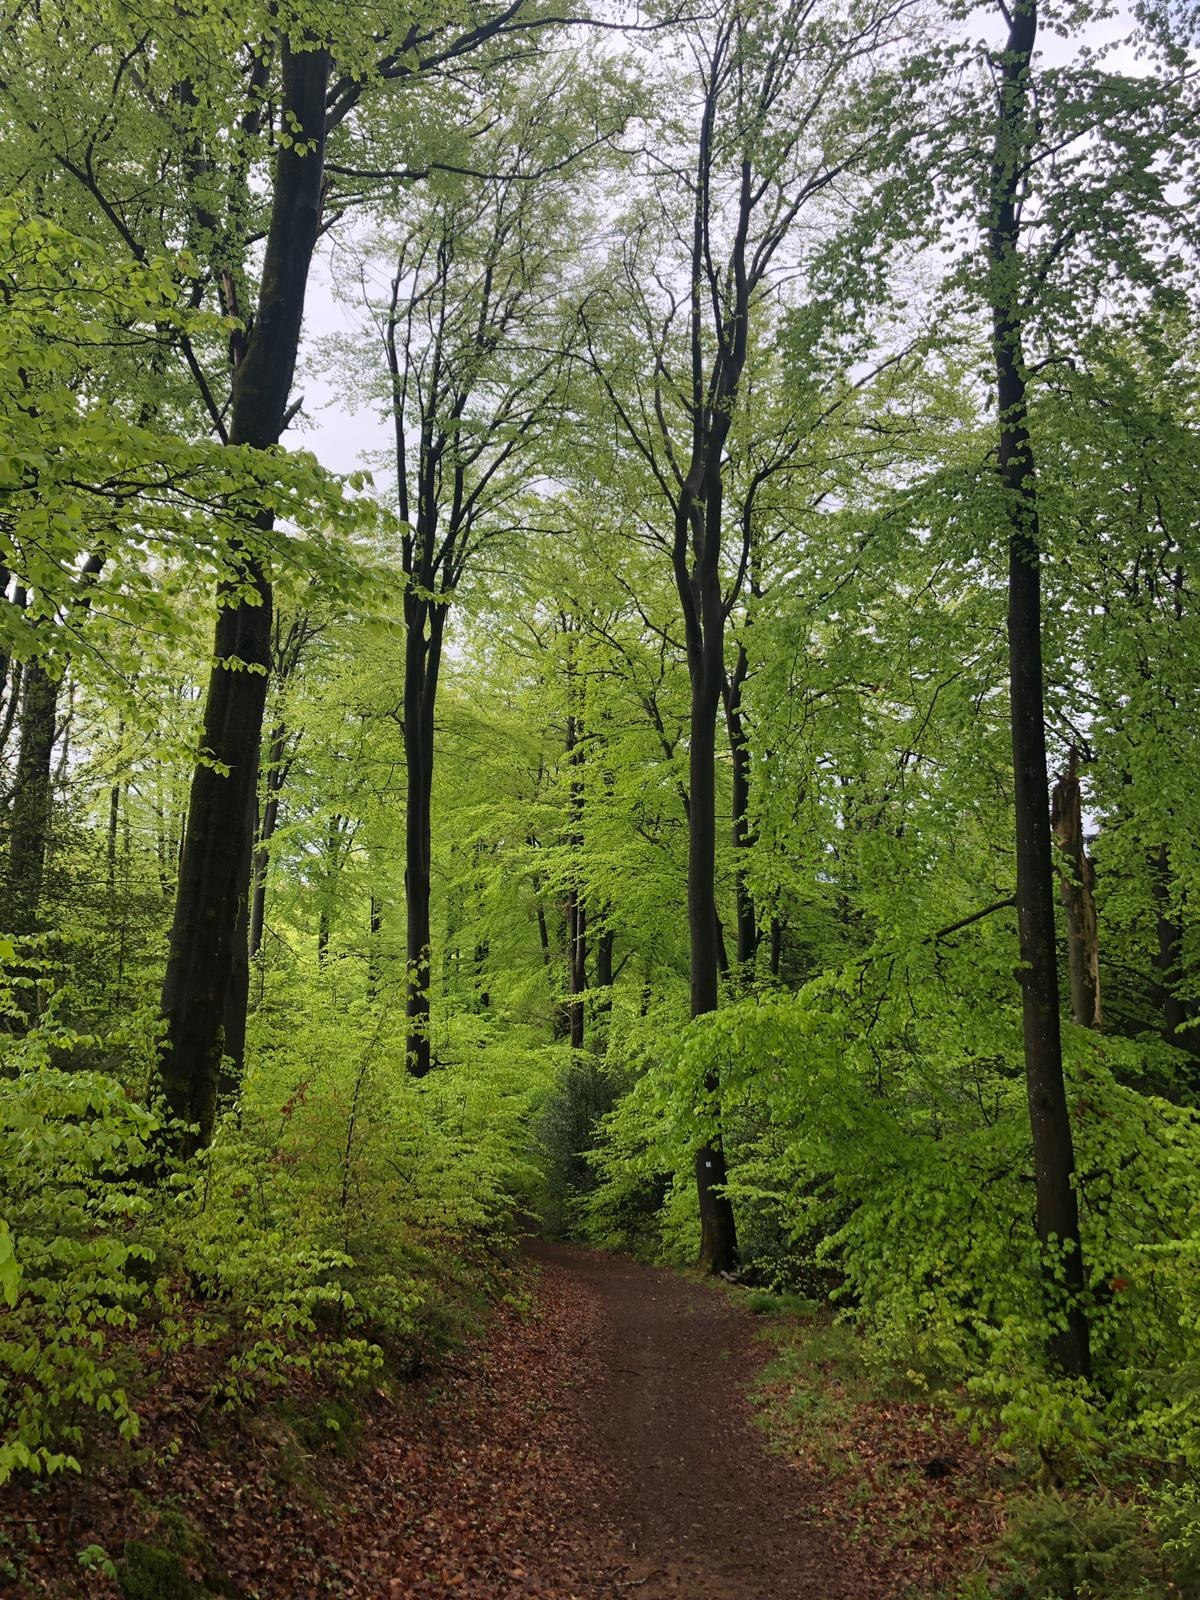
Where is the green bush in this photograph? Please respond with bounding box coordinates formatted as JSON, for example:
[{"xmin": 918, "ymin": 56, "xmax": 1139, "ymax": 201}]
[
  {"xmin": 584, "ymin": 974, "xmax": 1200, "ymax": 1470},
  {"xmin": 0, "ymin": 1063, "xmax": 158, "ymax": 1483},
  {"xmin": 995, "ymin": 1495, "xmax": 1166, "ymax": 1600}
]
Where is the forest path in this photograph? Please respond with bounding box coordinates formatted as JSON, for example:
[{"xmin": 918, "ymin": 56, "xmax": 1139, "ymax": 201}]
[
  {"xmin": 5, "ymin": 1234, "xmax": 978, "ymax": 1596},
  {"xmin": 528, "ymin": 1239, "xmax": 867, "ymax": 1600}
]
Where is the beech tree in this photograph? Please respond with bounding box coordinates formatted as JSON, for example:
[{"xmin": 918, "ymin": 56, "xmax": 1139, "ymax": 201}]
[
  {"xmin": 334, "ymin": 65, "xmax": 603, "ymax": 1074},
  {"xmin": 581, "ymin": 0, "xmax": 914, "ymax": 1270}
]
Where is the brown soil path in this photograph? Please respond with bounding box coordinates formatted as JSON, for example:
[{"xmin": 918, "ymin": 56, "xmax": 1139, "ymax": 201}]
[
  {"xmin": 5, "ymin": 1239, "xmax": 892, "ymax": 1598},
  {"xmin": 530, "ymin": 1240, "xmax": 867, "ymax": 1600}
]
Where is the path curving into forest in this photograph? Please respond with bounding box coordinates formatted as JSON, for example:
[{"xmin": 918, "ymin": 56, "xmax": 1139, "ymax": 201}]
[
  {"xmin": 7, "ymin": 1234, "xmax": 964, "ymax": 1596},
  {"xmin": 526, "ymin": 1240, "xmax": 867, "ymax": 1600}
]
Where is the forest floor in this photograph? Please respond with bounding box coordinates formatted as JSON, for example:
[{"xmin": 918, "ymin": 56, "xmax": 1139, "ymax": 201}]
[{"xmin": 3, "ymin": 1241, "xmax": 1009, "ymax": 1598}]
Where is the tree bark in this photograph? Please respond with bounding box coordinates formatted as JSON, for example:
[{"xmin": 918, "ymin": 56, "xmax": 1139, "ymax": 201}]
[
  {"xmin": 989, "ymin": 0, "xmax": 1089, "ymax": 1378},
  {"xmin": 595, "ymin": 923, "xmax": 614, "ymax": 1005},
  {"xmin": 723, "ymin": 641, "xmax": 757, "ymax": 977},
  {"xmin": 1050, "ymin": 747, "xmax": 1102, "ymax": 1030},
  {"xmin": 663, "ymin": 50, "xmax": 760, "ymax": 1277},
  {"xmin": 159, "ymin": 42, "xmax": 330, "ymax": 1151},
  {"xmin": 769, "ymin": 915, "xmax": 784, "ymax": 980},
  {"xmin": 107, "ymin": 768, "xmax": 122, "ymax": 896},
  {"xmin": 221, "ymin": 790, "xmax": 256, "ymax": 1101},
  {"xmin": 0, "ymin": 657, "xmax": 24, "ymax": 769},
  {"xmin": 368, "ymin": 893, "xmax": 383, "ymax": 998},
  {"xmin": 6, "ymin": 661, "xmax": 58, "ymax": 936},
  {"xmin": 565, "ymin": 665, "xmax": 587, "ymax": 1049},
  {"xmin": 402, "ymin": 600, "xmax": 444, "ymax": 1076}
]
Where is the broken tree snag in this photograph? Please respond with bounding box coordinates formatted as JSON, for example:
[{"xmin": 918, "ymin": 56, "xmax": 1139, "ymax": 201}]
[{"xmin": 1050, "ymin": 746, "xmax": 1102, "ymax": 1031}]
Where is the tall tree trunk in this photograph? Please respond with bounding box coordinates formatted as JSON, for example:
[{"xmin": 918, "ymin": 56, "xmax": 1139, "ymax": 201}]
[
  {"xmin": 989, "ymin": 0, "xmax": 1089, "ymax": 1378},
  {"xmin": 474, "ymin": 942, "xmax": 490, "ymax": 1012},
  {"xmin": 159, "ymin": 42, "xmax": 329, "ymax": 1151},
  {"xmin": 402, "ymin": 600, "xmax": 445, "ymax": 1076},
  {"xmin": 107, "ymin": 718, "xmax": 126, "ymax": 896},
  {"xmin": 683, "ymin": 659, "xmax": 737, "ymax": 1272},
  {"xmin": 220, "ymin": 792, "xmax": 255, "ymax": 1102},
  {"xmin": 595, "ymin": 922, "xmax": 614, "ymax": 1007},
  {"xmin": 769, "ymin": 915, "xmax": 784, "ymax": 980},
  {"xmin": 723, "ymin": 641, "xmax": 757, "ymax": 977},
  {"xmin": 534, "ymin": 884, "xmax": 569, "ymax": 1038},
  {"xmin": 7, "ymin": 662, "xmax": 59, "ymax": 937},
  {"xmin": 675, "ymin": 439, "xmax": 739, "ymax": 1271},
  {"xmin": 1051, "ymin": 748, "xmax": 1102, "ymax": 1030},
  {"xmin": 567, "ymin": 893, "xmax": 586, "ymax": 1048},
  {"xmin": 0, "ymin": 567, "xmax": 11, "ymax": 749},
  {"xmin": 316, "ymin": 811, "xmax": 340, "ymax": 968},
  {"xmin": 0, "ymin": 658, "xmax": 23, "ymax": 769},
  {"xmin": 565, "ymin": 666, "xmax": 587, "ymax": 1049},
  {"xmin": 107, "ymin": 783, "xmax": 121, "ymax": 894}
]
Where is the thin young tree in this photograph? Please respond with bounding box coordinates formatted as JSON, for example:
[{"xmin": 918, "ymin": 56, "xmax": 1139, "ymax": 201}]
[{"xmin": 347, "ymin": 77, "xmax": 594, "ymax": 1075}]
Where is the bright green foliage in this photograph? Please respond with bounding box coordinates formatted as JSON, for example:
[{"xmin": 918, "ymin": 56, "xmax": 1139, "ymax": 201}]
[
  {"xmin": 1, "ymin": 0, "xmax": 1200, "ymax": 1582},
  {"xmin": 0, "ymin": 1059, "xmax": 156, "ymax": 1483},
  {"xmin": 0, "ymin": 968, "xmax": 566, "ymax": 1473}
]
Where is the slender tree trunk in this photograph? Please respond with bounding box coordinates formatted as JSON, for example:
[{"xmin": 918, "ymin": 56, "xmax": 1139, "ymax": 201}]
[
  {"xmin": 1151, "ymin": 847, "xmax": 1200, "ymax": 1057},
  {"xmin": 107, "ymin": 719, "xmax": 126, "ymax": 896},
  {"xmin": 769, "ymin": 915, "xmax": 784, "ymax": 980},
  {"xmin": 989, "ymin": 0, "xmax": 1089, "ymax": 1377},
  {"xmin": 684, "ymin": 661, "xmax": 738, "ymax": 1271},
  {"xmin": 595, "ymin": 923, "xmax": 614, "ymax": 1005},
  {"xmin": 159, "ymin": 42, "xmax": 329, "ymax": 1151},
  {"xmin": 402, "ymin": 602, "xmax": 444, "ymax": 1076},
  {"xmin": 154, "ymin": 788, "xmax": 172, "ymax": 897},
  {"xmin": 220, "ymin": 790, "xmax": 255, "ymax": 1101},
  {"xmin": 0, "ymin": 567, "xmax": 10, "ymax": 744},
  {"xmin": 724, "ymin": 642, "xmax": 757, "ymax": 977},
  {"xmin": 1051, "ymin": 748, "xmax": 1102, "ymax": 1030},
  {"xmin": 565, "ymin": 668, "xmax": 587, "ymax": 1048},
  {"xmin": 0, "ymin": 658, "xmax": 23, "ymax": 769},
  {"xmin": 107, "ymin": 784, "xmax": 121, "ymax": 894},
  {"xmin": 567, "ymin": 895, "xmax": 586, "ymax": 1047},
  {"xmin": 7, "ymin": 662, "xmax": 59, "ymax": 936},
  {"xmin": 316, "ymin": 812, "xmax": 340, "ymax": 968},
  {"xmin": 368, "ymin": 894, "xmax": 383, "ymax": 998},
  {"xmin": 474, "ymin": 942, "xmax": 490, "ymax": 1011},
  {"xmin": 532, "ymin": 871, "xmax": 569, "ymax": 1039},
  {"xmin": 663, "ymin": 77, "xmax": 756, "ymax": 1275},
  {"xmin": 676, "ymin": 467, "xmax": 739, "ymax": 1271},
  {"xmin": 249, "ymin": 723, "xmax": 288, "ymax": 959}
]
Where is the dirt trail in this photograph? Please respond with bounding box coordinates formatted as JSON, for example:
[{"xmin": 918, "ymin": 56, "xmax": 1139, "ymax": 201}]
[
  {"xmin": 5, "ymin": 1239, "xmax": 890, "ymax": 1599},
  {"xmin": 530, "ymin": 1240, "xmax": 864, "ymax": 1600}
]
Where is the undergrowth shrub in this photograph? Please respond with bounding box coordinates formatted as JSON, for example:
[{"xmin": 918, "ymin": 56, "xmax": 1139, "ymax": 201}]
[
  {"xmin": 583, "ymin": 958, "xmax": 1200, "ymax": 1473},
  {"xmin": 536, "ymin": 1049, "xmax": 619, "ymax": 1237},
  {"xmin": 0, "ymin": 1061, "xmax": 157, "ymax": 1483},
  {"xmin": 0, "ymin": 958, "xmax": 576, "ymax": 1485},
  {"xmin": 992, "ymin": 1494, "xmax": 1168, "ymax": 1600},
  {"xmin": 575, "ymin": 1012, "xmax": 695, "ymax": 1260}
]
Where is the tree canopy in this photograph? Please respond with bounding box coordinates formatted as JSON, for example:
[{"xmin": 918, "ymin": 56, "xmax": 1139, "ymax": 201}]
[{"xmin": 2, "ymin": 0, "xmax": 1200, "ymax": 1582}]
